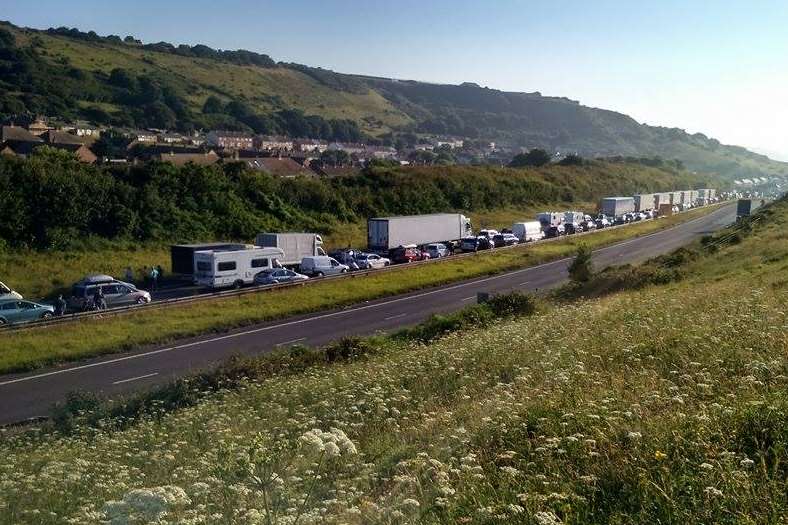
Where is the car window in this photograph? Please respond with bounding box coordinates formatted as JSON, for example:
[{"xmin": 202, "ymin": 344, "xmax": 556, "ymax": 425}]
[
  {"xmin": 1, "ymin": 302, "xmax": 17, "ymax": 311},
  {"xmin": 330, "ymin": 259, "xmax": 339, "ymax": 267},
  {"xmin": 0, "ymin": 283, "xmax": 9, "ymax": 294},
  {"xmin": 20, "ymin": 301, "xmax": 36, "ymax": 309},
  {"xmin": 196, "ymin": 261, "xmax": 211, "ymax": 272},
  {"xmin": 103, "ymin": 284, "xmax": 121, "ymax": 295}
]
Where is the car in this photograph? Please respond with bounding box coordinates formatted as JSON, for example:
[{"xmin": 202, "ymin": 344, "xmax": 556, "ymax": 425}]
[
  {"xmin": 254, "ymin": 268, "xmax": 309, "ymax": 285},
  {"xmin": 0, "ymin": 299, "xmax": 55, "ymax": 326},
  {"xmin": 544, "ymin": 224, "xmax": 565, "ymax": 238},
  {"xmin": 0, "ymin": 281, "xmax": 22, "ymax": 301},
  {"xmin": 424, "ymin": 243, "xmax": 450, "ymax": 259},
  {"xmin": 68, "ymin": 274, "xmax": 152, "ymax": 311},
  {"xmin": 355, "ymin": 252, "xmax": 391, "ymax": 269},
  {"xmin": 300, "ymin": 256, "xmax": 349, "ymax": 277},
  {"xmin": 580, "ymin": 219, "xmax": 597, "ymax": 232},
  {"xmin": 492, "ymin": 233, "xmax": 519, "ymax": 247},
  {"xmin": 594, "ymin": 217, "xmax": 611, "ymax": 229},
  {"xmin": 564, "ymin": 222, "xmax": 583, "ymax": 235},
  {"xmin": 478, "ymin": 229, "xmax": 500, "ymax": 240},
  {"xmin": 461, "ymin": 236, "xmax": 494, "ymax": 252}
]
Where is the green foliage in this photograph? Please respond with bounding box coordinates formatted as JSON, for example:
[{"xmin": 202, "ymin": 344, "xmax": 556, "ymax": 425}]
[
  {"xmin": 509, "ymin": 148, "xmax": 552, "ymax": 167},
  {"xmin": 568, "ymin": 244, "xmax": 593, "ymax": 283},
  {"xmin": 559, "ymin": 153, "xmax": 584, "ymax": 166}
]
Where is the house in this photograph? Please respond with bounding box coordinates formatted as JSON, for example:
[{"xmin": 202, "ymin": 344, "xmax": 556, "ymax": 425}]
[
  {"xmin": 362, "ymin": 145, "xmax": 398, "ymax": 160},
  {"xmin": 242, "ymin": 157, "xmax": 314, "ymax": 178},
  {"xmin": 327, "ymin": 142, "xmax": 366, "ymax": 155},
  {"xmin": 156, "ymin": 150, "xmax": 220, "ymax": 167},
  {"xmin": 1, "ymin": 125, "xmax": 44, "ymax": 145},
  {"xmin": 434, "ymin": 137, "xmax": 464, "ymax": 149},
  {"xmin": 72, "ymin": 122, "xmax": 101, "ymax": 138},
  {"xmin": 294, "ymin": 138, "xmax": 329, "ymax": 153},
  {"xmin": 0, "ymin": 140, "xmax": 97, "ymax": 163},
  {"xmin": 206, "ymin": 130, "xmax": 254, "ymax": 150},
  {"xmin": 255, "ymin": 135, "xmax": 294, "ymax": 152},
  {"xmin": 44, "ymin": 130, "xmax": 85, "ymax": 145},
  {"xmin": 27, "ymin": 118, "xmax": 54, "ymax": 136},
  {"xmin": 127, "ymin": 130, "xmax": 158, "ymax": 143},
  {"xmin": 159, "ymin": 133, "xmax": 187, "ymax": 145}
]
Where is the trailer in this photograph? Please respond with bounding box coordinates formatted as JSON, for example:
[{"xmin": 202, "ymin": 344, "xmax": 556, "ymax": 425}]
[
  {"xmin": 658, "ymin": 203, "xmax": 674, "ymax": 217},
  {"xmin": 367, "ymin": 213, "xmax": 472, "ymax": 252},
  {"xmin": 600, "ymin": 197, "xmax": 635, "ymax": 217},
  {"xmin": 737, "ymin": 198, "xmax": 768, "ymax": 218},
  {"xmin": 654, "ymin": 193, "xmax": 671, "ymax": 208},
  {"xmin": 669, "ymin": 191, "xmax": 683, "ymax": 205},
  {"xmin": 193, "ymin": 247, "xmax": 285, "ymax": 289},
  {"xmin": 171, "ymin": 243, "xmax": 252, "ymax": 275},
  {"xmin": 254, "ymin": 233, "xmax": 325, "ymax": 267},
  {"xmin": 633, "ymin": 193, "xmax": 655, "ymax": 212}
]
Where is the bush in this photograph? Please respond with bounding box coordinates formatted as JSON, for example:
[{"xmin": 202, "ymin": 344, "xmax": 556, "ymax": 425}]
[{"xmin": 568, "ymin": 244, "xmax": 593, "ymax": 283}]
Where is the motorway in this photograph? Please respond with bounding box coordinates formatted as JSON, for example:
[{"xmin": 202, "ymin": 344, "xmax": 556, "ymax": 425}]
[{"xmin": 0, "ymin": 203, "xmax": 736, "ymax": 425}]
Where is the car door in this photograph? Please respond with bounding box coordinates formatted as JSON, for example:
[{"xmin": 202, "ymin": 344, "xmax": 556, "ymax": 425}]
[
  {"xmin": 0, "ymin": 301, "xmax": 21, "ymax": 324},
  {"xmin": 102, "ymin": 284, "xmax": 124, "ymax": 307}
]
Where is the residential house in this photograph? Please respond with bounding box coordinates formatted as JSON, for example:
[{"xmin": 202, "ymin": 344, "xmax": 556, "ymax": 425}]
[
  {"xmin": 1, "ymin": 125, "xmax": 44, "ymax": 145},
  {"xmin": 44, "ymin": 130, "xmax": 85, "ymax": 145},
  {"xmin": 362, "ymin": 145, "xmax": 397, "ymax": 160},
  {"xmin": 159, "ymin": 133, "xmax": 187, "ymax": 145},
  {"xmin": 27, "ymin": 118, "xmax": 54, "ymax": 136},
  {"xmin": 327, "ymin": 142, "xmax": 366, "ymax": 155},
  {"xmin": 294, "ymin": 138, "xmax": 329, "ymax": 153},
  {"xmin": 434, "ymin": 137, "xmax": 464, "ymax": 149},
  {"xmin": 0, "ymin": 137, "xmax": 97, "ymax": 163},
  {"xmin": 156, "ymin": 150, "xmax": 220, "ymax": 167},
  {"xmin": 206, "ymin": 130, "xmax": 254, "ymax": 150},
  {"xmin": 255, "ymin": 135, "xmax": 294, "ymax": 152},
  {"xmin": 242, "ymin": 157, "xmax": 314, "ymax": 178},
  {"xmin": 72, "ymin": 121, "xmax": 101, "ymax": 138}
]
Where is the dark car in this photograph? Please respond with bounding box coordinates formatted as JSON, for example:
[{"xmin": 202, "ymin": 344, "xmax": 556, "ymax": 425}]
[
  {"xmin": 493, "ymin": 233, "xmax": 519, "ymax": 247},
  {"xmin": 564, "ymin": 222, "xmax": 582, "ymax": 235},
  {"xmin": 544, "ymin": 224, "xmax": 565, "ymax": 238}
]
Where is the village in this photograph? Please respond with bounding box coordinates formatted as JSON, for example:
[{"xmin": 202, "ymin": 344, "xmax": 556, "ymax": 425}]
[{"xmin": 0, "ymin": 117, "xmax": 507, "ymax": 177}]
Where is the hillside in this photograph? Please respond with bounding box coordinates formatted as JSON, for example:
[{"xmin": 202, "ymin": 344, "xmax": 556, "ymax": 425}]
[
  {"xmin": 1, "ymin": 20, "xmax": 786, "ymax": 179},
  {"xmin": 1, "ymin": 199, "xmax": 784, "ymax": 523}
]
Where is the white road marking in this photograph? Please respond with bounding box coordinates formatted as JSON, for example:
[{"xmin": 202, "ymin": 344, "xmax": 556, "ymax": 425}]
[
  {"xmin": 0, "ymin": 207, "xmax": 732, "ymax": 388},
  {"xmin": 275, "ymin": 337, "xmax": 306, "ymax": 347},
  {"xmin": 461, "ymin": 296, "xmax": 475, "ymax": 301},
  {"xmin": 519, "ymin": 281, "xmax": 530, "ymax": 286},
  {"xmin": 384, "ymin": 313, "xmax": 407, "ymax": 321},
  {"xmin": 112, "ymin": 372, "xmax": 158, "ymax": 385}
]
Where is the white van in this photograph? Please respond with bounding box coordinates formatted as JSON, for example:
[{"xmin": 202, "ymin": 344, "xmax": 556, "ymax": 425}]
[
  {"xmin": 300, "ymin": 256, "xmax": 349, "ymax": 277},
  {"xmin": 194, "ymin": 247, "xmax": 285, "ymax": 289},
  {"xmin": 511, "ymin": 221, "xmax": 545, "ymax": 242},
  {"xmin": 0, "ymin": 281, "xmax": 22, "ymax": 301}
]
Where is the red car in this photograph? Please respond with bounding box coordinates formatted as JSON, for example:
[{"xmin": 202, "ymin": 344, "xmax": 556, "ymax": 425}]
[{"xmin": 389, "ymin": 244, "xmax": 430, "ymax": 264}]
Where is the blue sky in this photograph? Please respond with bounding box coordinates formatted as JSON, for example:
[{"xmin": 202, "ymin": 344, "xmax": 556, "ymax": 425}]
[{"xmin": 2, "ymin": 0, "xmax": 787, "ymax": 158}]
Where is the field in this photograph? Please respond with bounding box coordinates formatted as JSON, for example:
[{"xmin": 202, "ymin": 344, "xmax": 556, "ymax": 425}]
[
  {"xmin": 0, "ymin": 199, "xmax": 784, "ymax": 524},
  {"xmin": 0, "ymin": 204, "xmax": 722, "ymax": 374}
]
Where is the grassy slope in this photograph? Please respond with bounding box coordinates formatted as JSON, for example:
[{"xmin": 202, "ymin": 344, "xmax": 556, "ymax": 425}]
[
  {"xmin": 0, "ymin": 204, "xmax": 723, "ymax": 374},
  {"xmin": 0, "ymin": 202, "xmax": 784, "ymax": 524}
]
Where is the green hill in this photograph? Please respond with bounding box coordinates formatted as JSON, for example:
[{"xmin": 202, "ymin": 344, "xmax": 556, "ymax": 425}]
[{"xmin": 1, "ymin": 20, "xmax": 786, "ymax": 179}]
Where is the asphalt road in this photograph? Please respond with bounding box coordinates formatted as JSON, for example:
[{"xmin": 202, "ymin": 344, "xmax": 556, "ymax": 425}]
[{"xmin": 0, "ymin": 204, "xmax": 736, "ymax": 425}]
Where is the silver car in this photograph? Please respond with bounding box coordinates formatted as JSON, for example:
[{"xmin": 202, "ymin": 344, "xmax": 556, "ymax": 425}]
[
  {"xmin": 254, "ymin": 268, "xmax": 309, "ymax": 285},
  {"xmin": 68, "ymin": 275, "xmax": 152, "ymax": 311},
  {"xmin": 0, "ymin": 299, "xmax": 54, "ymax": 326},
  {"xmin": 354, "ymin": 253, "xmax": 391, "ymax": 269},
  {"xmin": 424, "ymin": 243, "xmax": 449, "ymax": 258}
]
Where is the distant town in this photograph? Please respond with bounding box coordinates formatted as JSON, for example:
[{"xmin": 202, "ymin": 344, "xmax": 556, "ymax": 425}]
[{"xmin": 0, "ymin": 116, "xmax": 516, "ymax": 177}]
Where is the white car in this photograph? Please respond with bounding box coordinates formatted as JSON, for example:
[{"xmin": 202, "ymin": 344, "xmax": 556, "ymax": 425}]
[
  {"xmin": 354, "ymin": 253, "xmax": 391, "ymax": 269},
  {"xmin": 0, "ymin": 281, "xmax": 22, "ymax": 301}
]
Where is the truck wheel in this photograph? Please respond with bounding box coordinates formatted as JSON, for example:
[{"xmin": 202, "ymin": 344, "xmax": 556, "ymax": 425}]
[{"xmin": 315, "ymin": 272, "xmax": 324, "ymax": 277}]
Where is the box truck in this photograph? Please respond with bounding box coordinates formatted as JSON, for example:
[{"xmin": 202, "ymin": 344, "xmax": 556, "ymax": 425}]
[
  {"xmin": 537, "ymin": 212, "xmax": 564, "ymax": 228},
  {"xmin": 193, "ymin": 247, "xmax": 285, "ymax": 289},
  {"xmin": 633, "ymin": 193, "xmax": 655, "ymax": 212},
  {"xmin": 600, "ymin": 197, "xmax": 635, "ymax": 217},
  {"xmin": 737, "ymin": 198, "xmax": 768, "ymax": 218},
  {"xmin": 254, "ymin": 233, "xmax": 325, "ymax": 267},
  {"xmin": 171, "ymin": 243, "xmax": 253, "ymax": 275},
  {"xmin": 367, "ymin": 213, "xmax": 472, "ymax": 252}
]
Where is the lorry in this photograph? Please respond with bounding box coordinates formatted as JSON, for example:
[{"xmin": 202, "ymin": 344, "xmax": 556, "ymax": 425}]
[
  {"xmin": 653, "ymin": 193, "xmax": 671, "ymax": 208},
  {"xmin": 511, "ymin": 221, "xmax": 545, "ymax": 242},
  {"xmin": 633, "ymin": 193, "xmax": 655, "ymax": 212},
  {"xmin": 193, "ymin": 247, "xmax": 285, "ymax": 289},
  {"xmin": 171, "ymin": 243, "xmax": 251, "ymax": 275},
  {"xmin": 536, "ymin": 212, "xmax": 564, "ymax": 228},
  {"xmin": 254, "ymin": 233, "xmax": 325, "ymax": 267},
  {"xmin": 658, "ymin": 203, "xmax": 674, "ymax": 217},
  {"xmin": 737, "ymin": 198, "xmax": 768, "ymax": 218},
  {"xmin": 600, "ymin": 197, "xmax": 635, "ymax": 217},
  {"xmin": 367, "ymin": 213, "xmax": 471, "ymax": 252}
]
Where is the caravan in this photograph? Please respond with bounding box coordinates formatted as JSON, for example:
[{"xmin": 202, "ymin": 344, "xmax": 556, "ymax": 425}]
[{"xmin": 194, "ymin": 247, "xmax": 285, "ymax": 289}]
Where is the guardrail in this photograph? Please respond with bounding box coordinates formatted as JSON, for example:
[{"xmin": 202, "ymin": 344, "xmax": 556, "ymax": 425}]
[{"xmin": 0, "ymin": 203, "xmax": 730, "ymax": 334}]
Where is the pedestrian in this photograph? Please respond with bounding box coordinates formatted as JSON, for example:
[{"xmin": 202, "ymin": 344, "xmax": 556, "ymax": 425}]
[
  {"xmin": 149, "ymin": 266, "xmax": 159, "ymax": 291},
  {"xmin": 156, "ymin": 264, "xmax": 164, "ymax": 282},
  {"xmin": 93, "ymin": 286, "xmax": 106, "ymax": 310},
  {"xmin": 54, "ymin": 294, "xmax": 67, "ymax": 316},
  {"xmin": 124, "ymin": 266, "xmax": 134, "ymax": 284}
]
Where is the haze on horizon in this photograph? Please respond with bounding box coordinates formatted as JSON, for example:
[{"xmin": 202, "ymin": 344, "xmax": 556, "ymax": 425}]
[{"xmin": 3, "ymin": 0, "xmax": 786, "ymax": 161}]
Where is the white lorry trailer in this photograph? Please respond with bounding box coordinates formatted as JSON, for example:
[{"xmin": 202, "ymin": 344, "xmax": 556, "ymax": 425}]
[
  {"xmin": 367, "ymin": 213, "xmax": 471, "ymax": 252},
  {"xmin": 194, "ymin": 247, "xmax": 285, "ymax": 289},
  {"xmin": 254, "ymin": 233, "xmax": 325, "ymax": 267},
  {"xmin": 633, "ymin": 193, "xmax": 655, "ymax": 212},
  {"xmin": 600, "ymin": 197, "xmax": 635, "ymax": 217}
]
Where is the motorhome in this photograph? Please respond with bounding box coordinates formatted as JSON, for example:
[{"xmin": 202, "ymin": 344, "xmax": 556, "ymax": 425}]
[{"xmin": 193, "ymin": 247, "xmax": 285, "ymax": 289}]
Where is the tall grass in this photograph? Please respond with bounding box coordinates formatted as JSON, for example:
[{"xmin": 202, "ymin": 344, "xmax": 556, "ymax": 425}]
[{"xmin": 0, "ymin": 201, "xmax": 783, "ymax": 524}]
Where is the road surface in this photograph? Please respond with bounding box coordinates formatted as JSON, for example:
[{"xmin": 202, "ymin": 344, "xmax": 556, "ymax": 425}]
[{"xmin": 0, "ymin": 204, "xmax": 735, "ymax": 425}]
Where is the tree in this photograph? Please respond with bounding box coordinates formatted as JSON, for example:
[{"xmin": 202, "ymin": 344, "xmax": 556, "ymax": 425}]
[
  {"xmin": 320, "ymin": 149, "xmax": 351, "ymax": 167},
  {"xmin": 509, "ymin": 148, "xmax": 552, "ymax": 168},
  {"xmin": 202, "ymin": 96, "xmax": 224, "ymax": 114},
  {"xmin": 568, "ymin": 245, "xmax": 593, "ymax": 283}
]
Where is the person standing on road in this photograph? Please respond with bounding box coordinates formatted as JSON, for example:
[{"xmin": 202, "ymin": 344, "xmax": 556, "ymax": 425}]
[
  {"xmin": 149, "ymin": 266, "xmax": 159, "ymax": 291},
  {"xmin": 54, "ymin": 294, "xmax": 67, "ymax": 316},
  {"xmin": 93, "ymin": 287, "xmax": 106, "ymax": 310}
]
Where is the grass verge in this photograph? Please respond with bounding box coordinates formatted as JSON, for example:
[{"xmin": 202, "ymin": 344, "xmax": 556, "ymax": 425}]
[{"xmin": 0, "ymin": 204, "xmax": 726, "ymax": 374}]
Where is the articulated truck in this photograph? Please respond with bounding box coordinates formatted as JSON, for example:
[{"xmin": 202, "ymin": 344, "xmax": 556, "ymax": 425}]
[{"xmin": 367, "ymin": 213, "xmax": 472, "ymax": 252}]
